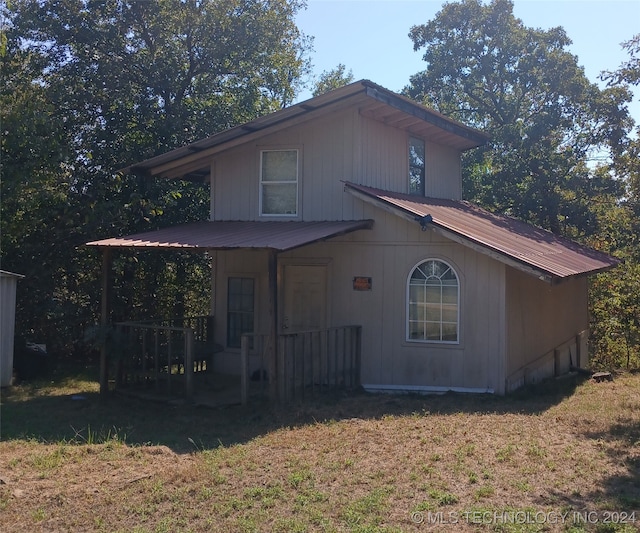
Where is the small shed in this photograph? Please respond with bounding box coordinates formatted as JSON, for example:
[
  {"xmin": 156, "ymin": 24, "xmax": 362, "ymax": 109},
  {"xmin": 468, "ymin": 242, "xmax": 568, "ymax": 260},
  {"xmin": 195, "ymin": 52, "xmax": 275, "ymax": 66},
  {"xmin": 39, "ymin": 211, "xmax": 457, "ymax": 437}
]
[{"xmin": 0, "ymin": 270, "xmax": 24, "ymax": 387}]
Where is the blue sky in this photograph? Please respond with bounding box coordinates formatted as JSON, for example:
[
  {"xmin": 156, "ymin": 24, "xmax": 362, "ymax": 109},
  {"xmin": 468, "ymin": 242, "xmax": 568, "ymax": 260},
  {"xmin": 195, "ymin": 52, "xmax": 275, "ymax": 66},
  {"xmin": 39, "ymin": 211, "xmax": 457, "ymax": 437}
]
[{"xmin": 294, "ymin": 0, "xmax": 640, "ymax": 122}]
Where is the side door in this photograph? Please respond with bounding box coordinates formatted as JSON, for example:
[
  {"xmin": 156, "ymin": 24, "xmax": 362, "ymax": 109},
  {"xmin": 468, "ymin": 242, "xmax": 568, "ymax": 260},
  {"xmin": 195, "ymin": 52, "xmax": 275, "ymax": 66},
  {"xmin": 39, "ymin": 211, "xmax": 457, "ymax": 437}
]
[{"xmin": 282, "ymin": 265, "xmax": 327, "ymax": 333}]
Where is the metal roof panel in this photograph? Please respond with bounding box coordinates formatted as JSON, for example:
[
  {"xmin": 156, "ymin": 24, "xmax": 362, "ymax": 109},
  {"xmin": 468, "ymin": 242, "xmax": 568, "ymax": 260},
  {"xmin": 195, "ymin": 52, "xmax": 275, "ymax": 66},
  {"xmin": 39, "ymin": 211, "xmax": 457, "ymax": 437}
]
[
  {"xmin": 86, "ymin": 220, "xmax": 374, "ymax": 252},
  {"xmin": 120, "ymin": 80, "xmax": 489, "ymax": 179},
  {"xmin": 344, "ymin": 182, "xmax": 620, "ymax": 281}
]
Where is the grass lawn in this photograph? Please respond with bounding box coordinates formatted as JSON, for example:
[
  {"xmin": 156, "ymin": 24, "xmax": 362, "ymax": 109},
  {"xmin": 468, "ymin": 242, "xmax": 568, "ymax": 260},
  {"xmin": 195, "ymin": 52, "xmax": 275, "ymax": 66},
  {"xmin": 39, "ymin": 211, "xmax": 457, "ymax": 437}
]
[{"xmin": 1, "ymin": 362, "xmax": 640, "ymax": 532}]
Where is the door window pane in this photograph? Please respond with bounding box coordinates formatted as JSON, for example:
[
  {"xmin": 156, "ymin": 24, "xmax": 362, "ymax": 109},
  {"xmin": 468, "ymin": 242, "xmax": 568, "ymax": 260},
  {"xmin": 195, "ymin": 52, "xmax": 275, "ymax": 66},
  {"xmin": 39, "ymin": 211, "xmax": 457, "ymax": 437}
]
[{"xmin": 227, "ymin": 277, "xmax": 254, "ymax": 348}]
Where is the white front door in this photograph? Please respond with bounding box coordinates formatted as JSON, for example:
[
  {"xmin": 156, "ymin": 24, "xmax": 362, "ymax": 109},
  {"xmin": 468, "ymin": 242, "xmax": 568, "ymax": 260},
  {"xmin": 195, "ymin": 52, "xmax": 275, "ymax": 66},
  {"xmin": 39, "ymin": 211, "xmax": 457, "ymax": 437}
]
[{"xmin": 282, "ymin": 265, "xmax": 327, "ymax": 332}]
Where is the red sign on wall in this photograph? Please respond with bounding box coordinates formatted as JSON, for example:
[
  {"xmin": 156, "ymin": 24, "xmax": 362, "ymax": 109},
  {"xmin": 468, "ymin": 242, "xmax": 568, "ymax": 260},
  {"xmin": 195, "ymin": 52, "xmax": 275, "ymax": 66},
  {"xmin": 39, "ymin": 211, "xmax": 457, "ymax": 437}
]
[{"xmin": 353, "ymin": 277, "xmax": 372, "ymax": 291}]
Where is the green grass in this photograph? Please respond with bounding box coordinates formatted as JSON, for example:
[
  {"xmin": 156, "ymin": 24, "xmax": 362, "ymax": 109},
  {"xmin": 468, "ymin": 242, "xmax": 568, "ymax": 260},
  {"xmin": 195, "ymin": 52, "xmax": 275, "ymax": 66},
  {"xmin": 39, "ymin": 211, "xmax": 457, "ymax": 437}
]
[{"xmin": 2, "ymin": 363, "xmax": 640, "ymax": 532}]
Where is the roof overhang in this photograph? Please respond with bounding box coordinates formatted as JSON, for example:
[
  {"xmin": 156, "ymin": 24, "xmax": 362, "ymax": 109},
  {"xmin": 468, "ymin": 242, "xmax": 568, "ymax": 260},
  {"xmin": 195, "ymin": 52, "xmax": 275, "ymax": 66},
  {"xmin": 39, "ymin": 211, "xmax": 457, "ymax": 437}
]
[
  {"xmin": 86, "ymin": 219, "xmax": 374, "ymax": 252},
  {"xmin": 344, "ymin": 182, "xmax": 620, "ymax": 284},
  {"xmin": 0, "ymin": 270, "xmax": 25, "ymax": 279},
  {"xmin": 120, "ymin": 80, "xmax": 489, "ymax": 181}
]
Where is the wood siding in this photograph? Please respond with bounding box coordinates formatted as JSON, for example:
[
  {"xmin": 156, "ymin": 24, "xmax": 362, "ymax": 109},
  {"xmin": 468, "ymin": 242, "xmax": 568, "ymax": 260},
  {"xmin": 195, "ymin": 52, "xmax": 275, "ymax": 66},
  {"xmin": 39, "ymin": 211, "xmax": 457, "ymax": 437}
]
[
  {"xmin": 504, "ymin": 268, "xmax": 589, "ymax": 386},
  {"xmin": 210, "ymin": 107, "xmax": 463, "ymax": 221},
  {"xmin": 205, "ymin": 103, "xmax": 589, "ymax": 394},
  {"xmin": 275, "ymin": 215, "xmax": 506, "ymax": 394},
  {"xmin": 209, "ymin": 197, "xmax": 589, "ymax": 394}
]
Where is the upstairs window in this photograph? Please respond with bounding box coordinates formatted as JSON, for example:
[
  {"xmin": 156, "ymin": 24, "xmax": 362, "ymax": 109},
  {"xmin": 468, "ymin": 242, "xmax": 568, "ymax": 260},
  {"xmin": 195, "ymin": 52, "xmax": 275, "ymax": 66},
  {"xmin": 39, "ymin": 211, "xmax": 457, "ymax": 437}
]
[
  {"xmin": 407, "ymin": 259, "xmax": 459, "ymax": 343},
  {"xmin": 409, "ymin": 137, "xmax": 425, "ymax": 196},
  {"xmin": 260, "ymin": 149, "xmax": 298, "ymax": 216}
]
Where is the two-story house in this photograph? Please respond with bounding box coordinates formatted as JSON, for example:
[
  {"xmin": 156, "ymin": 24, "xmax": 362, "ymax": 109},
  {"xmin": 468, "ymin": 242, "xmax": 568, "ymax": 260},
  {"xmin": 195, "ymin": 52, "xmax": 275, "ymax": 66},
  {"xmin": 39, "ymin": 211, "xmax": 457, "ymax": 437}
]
[{"xmin": 89, "ymin": 80, "xmax": 619, "ymax": 396}]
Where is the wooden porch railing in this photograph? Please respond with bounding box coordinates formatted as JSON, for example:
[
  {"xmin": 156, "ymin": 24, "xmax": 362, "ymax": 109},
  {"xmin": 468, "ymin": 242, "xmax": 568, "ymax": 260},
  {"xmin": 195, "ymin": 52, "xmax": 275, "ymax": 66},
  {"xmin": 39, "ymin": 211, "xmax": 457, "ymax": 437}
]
[
  {"xmin": 113, "ymin": 316, "xmax": 218, "ymax": 400},
  {"xmin": 241, "ymin": 325, "xmax": 362, "ymax": 404},
  {"xmin": 504, "ymin": 329, "xmax": 588, "ymax": 393},
  {"xmin": 109, "ymin": 319, "xmax": 361, "ymax": 405}
]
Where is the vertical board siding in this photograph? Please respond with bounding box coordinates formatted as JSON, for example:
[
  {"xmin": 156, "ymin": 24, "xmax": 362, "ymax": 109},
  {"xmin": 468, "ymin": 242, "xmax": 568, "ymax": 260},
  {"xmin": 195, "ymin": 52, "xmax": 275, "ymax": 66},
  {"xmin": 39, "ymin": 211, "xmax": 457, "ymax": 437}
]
[
  {"xmin": 0, "ymin": 274, "xmax": 19, "ymax": 387},
  {"xmin": 505, "ymin": 268, "xmax": 589, "ymax": 377},
  {"xmin": 277, "ymin": 215, "xmax": 505, "ymax": 393},
  {"xmin": 210, "ymin": 107, "xmax": 464, "ymax": 222},
  {"xmin": 205, "ymin": 103, "xmax": 507, "ymax": 392},
  {"xmin": 425, "ymin": 143, "xmax": 462, "ymax": 200},
  {"xmin": 209, "ymin": 208, "xmax": 512, "ymax": 393},
  {"xmin": 213, "ymin": 145, "xmax": 258, "ymax": 220}
]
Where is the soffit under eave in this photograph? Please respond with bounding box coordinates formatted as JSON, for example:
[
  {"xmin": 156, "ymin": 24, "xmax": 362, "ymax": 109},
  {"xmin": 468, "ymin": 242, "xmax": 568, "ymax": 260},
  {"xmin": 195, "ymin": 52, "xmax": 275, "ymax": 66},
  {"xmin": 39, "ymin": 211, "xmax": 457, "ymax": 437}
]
[
  {"xmin": 361, "ymin": 86, "xmax": 489, "ymax": 149},
  {"xmin": 127, "ymin": 90, "xmax": 369, "ymax": 179},
  {"xmin": 126, "ymin": 83, "xmax": 488, "ymax": 179},
  {"xmin": 358, "ymin": 107, "xmax": 482, "ymax": 151}
]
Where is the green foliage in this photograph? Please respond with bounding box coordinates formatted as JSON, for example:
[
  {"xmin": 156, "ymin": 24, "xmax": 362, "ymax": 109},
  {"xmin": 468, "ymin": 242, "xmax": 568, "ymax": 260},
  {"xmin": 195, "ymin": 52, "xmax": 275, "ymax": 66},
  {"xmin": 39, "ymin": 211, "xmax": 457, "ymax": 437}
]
[
  {"xmin": 427, "ymin": 488, "xmax": 459, "ymax": 506},
  {"xmin": 405, "ymin": 0, "xmax": 631, "ymax": 237},
  {"xmin": 588, "ymin": 34, "xmax": 640, "ymax": 369},
  {"xmin": 1, "ymin": 0, "xmax": 310, "ymax": 356},
  {"xmin": 580, "ymin": 197, "xmax": 640, "ymax": 369},
  {"xmin": 312, "ymin": 63, "xmax": 354, "ymax": 96},
  {"xmin": 406, "ymin": 0, "xmax": 640, "ymax": 368}
]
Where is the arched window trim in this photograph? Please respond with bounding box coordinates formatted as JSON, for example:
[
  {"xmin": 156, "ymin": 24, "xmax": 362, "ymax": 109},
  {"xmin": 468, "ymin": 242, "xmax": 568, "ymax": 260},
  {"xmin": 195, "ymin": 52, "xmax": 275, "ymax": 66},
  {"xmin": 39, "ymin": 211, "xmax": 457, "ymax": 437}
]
[{"xmin": 406, "ymin": 258, "xmax": 460, "ymax": 344}]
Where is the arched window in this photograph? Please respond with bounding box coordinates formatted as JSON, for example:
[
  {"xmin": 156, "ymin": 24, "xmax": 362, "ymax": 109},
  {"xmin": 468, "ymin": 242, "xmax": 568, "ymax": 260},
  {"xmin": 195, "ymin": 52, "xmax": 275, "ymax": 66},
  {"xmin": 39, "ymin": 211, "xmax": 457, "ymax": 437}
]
[{"xmin": 407, "ymin": 259, "xmax": 459, "ymax": 343}]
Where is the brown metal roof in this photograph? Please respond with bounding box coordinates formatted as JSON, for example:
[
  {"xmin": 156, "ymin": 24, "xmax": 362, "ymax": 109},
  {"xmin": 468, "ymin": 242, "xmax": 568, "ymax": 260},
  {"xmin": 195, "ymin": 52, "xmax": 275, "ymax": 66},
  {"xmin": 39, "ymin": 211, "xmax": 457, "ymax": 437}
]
[
  {"xmin": 344, "ymin": 182, "xmax": 620, "ymax": 283},
  {"xmin": 86, "ymin": 220, "xmax": 373, "ymax": 251},
  {"xmin": 121, "ymin": 80, "xmax": 489, "ymax": 181}
]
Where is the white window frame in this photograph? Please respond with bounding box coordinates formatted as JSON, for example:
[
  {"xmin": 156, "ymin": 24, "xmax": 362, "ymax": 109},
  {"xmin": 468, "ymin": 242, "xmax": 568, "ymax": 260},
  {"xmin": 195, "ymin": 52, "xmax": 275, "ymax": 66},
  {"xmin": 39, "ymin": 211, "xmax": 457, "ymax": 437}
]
[
  {"xmin": 259, "ymin": 149, "xmax": 299, "ymax": 217},
  {"xmin": 406, "ymin": 258, "xmax": 460, "ymax": 344}
]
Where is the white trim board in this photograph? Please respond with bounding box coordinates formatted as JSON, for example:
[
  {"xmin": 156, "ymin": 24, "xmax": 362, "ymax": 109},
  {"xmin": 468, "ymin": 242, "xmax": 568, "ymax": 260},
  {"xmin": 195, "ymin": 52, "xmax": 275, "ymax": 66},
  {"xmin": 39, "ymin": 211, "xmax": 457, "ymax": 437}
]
[{"xmin": 362, "ymin": 383, "xmax": 495, "ymax": 395}]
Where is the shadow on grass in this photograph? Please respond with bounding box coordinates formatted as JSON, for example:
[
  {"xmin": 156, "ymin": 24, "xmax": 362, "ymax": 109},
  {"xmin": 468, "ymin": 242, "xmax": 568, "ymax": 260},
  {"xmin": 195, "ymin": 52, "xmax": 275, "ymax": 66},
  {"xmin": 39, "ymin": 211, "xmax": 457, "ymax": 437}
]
[
  {"xmin": 1, "ymin": 359, "xmax": 588, "ymax": 453},
  {"xmin": 580, "ymin": 418, "xmax": 640, "ymax": 513},
  {"xmin": 524, "ymin": 372, "xmax": 640, "ymax": 516}
]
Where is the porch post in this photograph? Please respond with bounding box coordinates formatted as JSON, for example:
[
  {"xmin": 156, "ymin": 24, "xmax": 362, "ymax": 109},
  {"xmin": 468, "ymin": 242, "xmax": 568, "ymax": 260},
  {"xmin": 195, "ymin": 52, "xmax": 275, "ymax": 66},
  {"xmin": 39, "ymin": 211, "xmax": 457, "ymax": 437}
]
[
  {"xmin": 185, "ymin": 328, "xmax": 194, "ymax": 400},
  {"xmin": 240, "ymin": 334, "xmax": 249, "ymax": 405},
  {"xmin": 99, "ymin": 247, "xmax": 112, "ymax": 397},
  {"xmin": 268, "ymin": 250, "xmax": 279, "ymax": 401}
]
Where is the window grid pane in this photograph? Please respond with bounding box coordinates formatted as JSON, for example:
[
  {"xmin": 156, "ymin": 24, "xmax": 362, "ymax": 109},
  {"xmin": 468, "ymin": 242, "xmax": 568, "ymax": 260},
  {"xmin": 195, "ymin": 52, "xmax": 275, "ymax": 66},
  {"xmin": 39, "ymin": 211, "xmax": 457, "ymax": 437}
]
[
  {"xmin": 409, "ymin": 137, "xmax": 425, "ymax": 196},
  {"xmin": 262, "ymin": 151, "xmax": 297, "ymax": 181},
  {"xmin": 262, "ymin": 183, "xmax": 297, "ymax": 215},
  {"xmin": 261, "ymin": 150, "xmax": 298, "ymax": 215},
  {"xmin": 227, "ymin": 277, "xmax": 254, "ymax": 349},
  {"xmin": 408, "ymin": 260, "xmax": 459, "ymax": 343}
]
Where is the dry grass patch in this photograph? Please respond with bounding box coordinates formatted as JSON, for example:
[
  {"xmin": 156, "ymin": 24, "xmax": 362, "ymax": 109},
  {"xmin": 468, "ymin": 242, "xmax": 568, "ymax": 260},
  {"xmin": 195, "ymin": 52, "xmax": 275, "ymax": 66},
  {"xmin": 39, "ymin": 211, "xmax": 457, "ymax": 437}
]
[{"xmin": 2, "ymin": 368, "xmax": 640, "ymax": 531}]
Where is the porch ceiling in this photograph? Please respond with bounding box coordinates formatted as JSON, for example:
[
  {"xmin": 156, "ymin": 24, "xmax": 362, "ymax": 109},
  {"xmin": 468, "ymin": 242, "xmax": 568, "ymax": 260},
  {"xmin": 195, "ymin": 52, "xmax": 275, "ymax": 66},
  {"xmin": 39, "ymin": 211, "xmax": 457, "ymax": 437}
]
[
  {"xmin": 86, "ymin": 219, "xmax": 374, "ymax": 251},
  {"xmin": 344, "ymin": 182, "xmax": 620, "ymax": 283}
]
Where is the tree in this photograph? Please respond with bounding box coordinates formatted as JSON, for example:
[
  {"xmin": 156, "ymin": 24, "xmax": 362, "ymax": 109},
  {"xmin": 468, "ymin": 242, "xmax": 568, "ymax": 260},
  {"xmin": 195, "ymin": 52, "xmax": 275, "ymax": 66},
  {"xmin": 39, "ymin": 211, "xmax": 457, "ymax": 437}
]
[
  {"xmin": 589, "ymin": 34, "xmax": 640, "ymax": 369},
  {"xmin": 1, "ymin": 0, "xmax": 311, "ymax": 356},
  {"xmin": 405, "ymin": 0, "xmax": 639, "ymax": 369},
  {"xmin": 602, "ymin": 35, "xmax": 640, "ymax": 206},
  {"xmin": 405, "ymin": 0, "xmax": 630, "ymax": 237},
  {"xmin": 10, "ymin": 0, "xmax": 310, "ymax": 164},
  {"xmin": 312, "ymin": 64, "xmax": 354, "ymax": 96}
]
